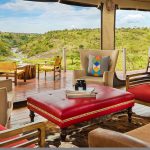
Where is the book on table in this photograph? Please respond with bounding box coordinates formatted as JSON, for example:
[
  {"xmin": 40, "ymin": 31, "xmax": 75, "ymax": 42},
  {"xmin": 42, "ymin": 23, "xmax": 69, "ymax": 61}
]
[{"xmin": 66, "ymin": 87, "xmax": 97, "ymax": 98}]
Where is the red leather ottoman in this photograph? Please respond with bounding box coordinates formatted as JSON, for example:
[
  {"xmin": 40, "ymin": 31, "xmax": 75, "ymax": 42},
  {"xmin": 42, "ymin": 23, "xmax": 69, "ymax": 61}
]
[{"xmin": 27, "ymin": 85, "xmax": 135, "ymax": 140}]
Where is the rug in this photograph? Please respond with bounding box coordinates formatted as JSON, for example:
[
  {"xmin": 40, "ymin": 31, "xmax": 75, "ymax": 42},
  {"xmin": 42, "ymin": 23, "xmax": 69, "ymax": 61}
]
[{"xmin": 45, "ymin": 111, "xmax": 150, "ymax": 147}]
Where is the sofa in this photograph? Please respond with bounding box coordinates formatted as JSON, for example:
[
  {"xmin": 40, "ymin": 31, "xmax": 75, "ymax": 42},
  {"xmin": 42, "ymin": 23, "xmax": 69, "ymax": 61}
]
[
  {"xmin": 0, "ymin": 79, "xmax": 15, "ymax": 127},
  {"xmin": 88, "ymin": 123, "xmax": 150, "ymax": 147}
]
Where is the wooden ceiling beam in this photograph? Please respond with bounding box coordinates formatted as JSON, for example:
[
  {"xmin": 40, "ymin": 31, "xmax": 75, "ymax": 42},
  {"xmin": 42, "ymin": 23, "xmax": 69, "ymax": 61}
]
[
  {"xmin": 26, "ymin": 0, "xmax": 150, "ymax": 10},
  {"xmin": 26, "ymin": 0, "xmax": 99, "ymax": 7},
  {"xmin": 101, "ymin": 0, "xmax": 150, "ymax": 11}
]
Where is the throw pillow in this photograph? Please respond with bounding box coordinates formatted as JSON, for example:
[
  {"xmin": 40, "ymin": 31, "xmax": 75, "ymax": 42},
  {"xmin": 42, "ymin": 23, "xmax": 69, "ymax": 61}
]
[{"xmin": 87, "ymin": 55, "xmax": 110, "ymax": 77}]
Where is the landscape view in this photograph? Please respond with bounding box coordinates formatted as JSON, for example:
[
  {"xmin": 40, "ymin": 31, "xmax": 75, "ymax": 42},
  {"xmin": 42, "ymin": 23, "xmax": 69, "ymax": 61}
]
[
  {"xmin": 1, "ymin": 0, "xmax": 150, "ymax": 72},
  {"xmin": 0, "ymin": 27, "xmax": 149, "ymax": 71}
]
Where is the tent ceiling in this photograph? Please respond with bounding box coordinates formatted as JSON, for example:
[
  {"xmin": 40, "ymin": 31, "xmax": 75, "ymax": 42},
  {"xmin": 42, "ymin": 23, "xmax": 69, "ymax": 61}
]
[{"xmin": 26, "ymin": 0, "xmax": 150, "ymax": 10}]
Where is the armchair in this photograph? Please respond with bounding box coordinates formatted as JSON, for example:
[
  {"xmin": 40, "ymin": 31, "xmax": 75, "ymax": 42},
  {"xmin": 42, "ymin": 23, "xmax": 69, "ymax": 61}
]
[
  {"xmin": 73, "ymin": 50, "xmax": 119, "ymax": 87},
  {"xmin": 88, "ymin": 125, "xmax": 150, "ymax": 147},
  {"xmin": 0, "ymin": 79, "xmax": 14, "ymax": 127},
  {"xmin": 126, "ymin": 72, "xmax": 150, "ymax": 106},
  {"xmin": 0, "ymin": 121, "xmax": 46, "ymax": 148}
]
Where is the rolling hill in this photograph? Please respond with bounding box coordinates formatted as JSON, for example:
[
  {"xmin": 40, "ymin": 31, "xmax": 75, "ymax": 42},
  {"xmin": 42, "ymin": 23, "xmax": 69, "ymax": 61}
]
[{"xmin": 0, "ymin": 28, "xmax": 150, "ymax": 71}]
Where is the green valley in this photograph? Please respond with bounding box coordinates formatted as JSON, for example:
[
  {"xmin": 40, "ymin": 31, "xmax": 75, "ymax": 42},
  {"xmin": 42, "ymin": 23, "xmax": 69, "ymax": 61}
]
[{"xmin": 0, "ymin": 28, "xmax": 150, "ymax": 71}]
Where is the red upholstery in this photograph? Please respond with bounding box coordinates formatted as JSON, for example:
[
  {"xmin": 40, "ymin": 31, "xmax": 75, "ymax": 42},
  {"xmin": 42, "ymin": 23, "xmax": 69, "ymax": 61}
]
[
  {"xmin": 27, "ymin": 85, "xmax": 135, "ymax": 128},
  {"xmin": 0, "ymin": 124, "xmax": 35, "ymax": 148},
  {"xmin": 128, "ymin": 84, "xmax": 150, "ymax": 103},
  {"xmin": 0, "ymin": 124, "xmax": 6, "ymax": 130}
]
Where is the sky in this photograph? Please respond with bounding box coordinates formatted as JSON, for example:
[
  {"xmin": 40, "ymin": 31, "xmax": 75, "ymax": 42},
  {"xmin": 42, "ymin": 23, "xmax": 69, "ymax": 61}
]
[{"xmin": 1, "ymin": 0, "xmax": 150, "ymax": 33}]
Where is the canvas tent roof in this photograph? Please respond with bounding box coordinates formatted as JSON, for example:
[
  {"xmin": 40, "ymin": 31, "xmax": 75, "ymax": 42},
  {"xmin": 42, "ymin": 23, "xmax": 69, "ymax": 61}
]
[{"xmin": 27, "ymin": 0, "xmax": 150, "ymax": 11}]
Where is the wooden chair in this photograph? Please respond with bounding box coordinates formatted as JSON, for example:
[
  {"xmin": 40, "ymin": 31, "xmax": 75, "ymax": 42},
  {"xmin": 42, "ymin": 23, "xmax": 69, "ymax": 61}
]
[
  {"xmin": 126, "ymin": 72, "xmax": 150, "ymax": 106},
  {"xmin": 0, "ymin": 121, "xmax": 46, "ymax": 148},
  {"xmin": 126, "ymin": 55, "xmax": 150, "ymax": 107},
  {"xmin": 0, "ymin": 62, "xmax": 26, "ymax": 86},
  {"xmin": 0, "ymin": 79, "xmax": 14, "ymax": 127},
  {"xmin": 38, "ymin": 56, "xmax": 62, "ymax": 80}
]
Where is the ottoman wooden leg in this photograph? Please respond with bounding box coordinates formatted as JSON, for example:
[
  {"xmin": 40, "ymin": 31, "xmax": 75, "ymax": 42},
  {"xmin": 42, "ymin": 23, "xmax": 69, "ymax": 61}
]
[
  {"xmin": 127, "ymin": 107, "xmax": 132, "ymax": 123},
  {"xmin": 29, "ymin": 110, "xmax": 35, "ymax": 122},
  {"xmin": 60, "ymin": 128, "xmax": 67, "ymax": 141}
]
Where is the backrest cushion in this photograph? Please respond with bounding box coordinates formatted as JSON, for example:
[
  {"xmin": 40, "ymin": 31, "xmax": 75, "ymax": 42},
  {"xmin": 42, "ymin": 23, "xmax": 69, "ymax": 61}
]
[
  {"xmin": 80, "ymin": 50, "xmax": 119, "ymax": 72},
  {"xmin": 87, "ymin": 55, "xmax": 110, "ymax": 77}
]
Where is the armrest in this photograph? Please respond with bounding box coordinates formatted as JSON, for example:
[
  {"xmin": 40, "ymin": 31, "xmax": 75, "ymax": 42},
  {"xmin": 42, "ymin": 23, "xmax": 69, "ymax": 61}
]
[
  {"xmin": 126, "ymin": 72, "xmax": 150, "ymax": 90},
  {"xmin": 0, "ymin": 79, "xmax": 12, "ymax": 92},
  {"xmin": 127, "ymin": 72, "xmax": 150, "ymax": 78},
  {"xmin": 0, "ymin": 87, "xmax": 7, "ymax": 126},
  {"xmin": 103, "ymin": 71, "xmax": 114, "ymax": 87},
  {"xmin": 88, "ymin": 128, "xmax": 150, "ymax": 147},
  {"xmin": 73, "ymin": 70, "xmax": 86, "ymax": 85},
  {"xmin": 0, "ymin": 121, "xmax": 46, "ymax": 147}
]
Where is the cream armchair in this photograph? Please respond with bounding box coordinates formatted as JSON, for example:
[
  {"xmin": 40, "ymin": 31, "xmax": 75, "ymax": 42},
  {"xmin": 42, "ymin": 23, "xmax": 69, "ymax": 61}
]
[
  {"xmin": 0, "ymin": 79, "xmax": 14, "ymax": 127},
  {"xmin": 73, "ymin": 50, "xmax": 119, "ymax": 87},
  {"xmin": 88, "ymin": 125, "xmax": 150, "ymax": 147}
]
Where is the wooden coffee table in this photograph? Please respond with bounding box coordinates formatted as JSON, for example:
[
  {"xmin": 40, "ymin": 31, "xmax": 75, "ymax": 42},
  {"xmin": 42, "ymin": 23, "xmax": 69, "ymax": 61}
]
[{"xmin": 27, "ymin": 84, "xmax": 135, "ymax": 140}]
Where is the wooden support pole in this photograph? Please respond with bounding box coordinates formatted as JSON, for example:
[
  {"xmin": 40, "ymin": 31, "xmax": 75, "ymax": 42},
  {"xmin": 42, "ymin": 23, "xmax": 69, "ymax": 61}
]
[
  {"xmin": 101, "ymin": 2, "xmax": 116, "ymax": 50},
  {"xmin": 123, "ymin": 48, "xmax": 126, "ymax": 79},
  {"xmin": 63, "ymin": 48, "xmax": 66, "ymax": 72},
  {"xmin": 146, "ymin": 47, "xmax": 150, "ymax": 72}
]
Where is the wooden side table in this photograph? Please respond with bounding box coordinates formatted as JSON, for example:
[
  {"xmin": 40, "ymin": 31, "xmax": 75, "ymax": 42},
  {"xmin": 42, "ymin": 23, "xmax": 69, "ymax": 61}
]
[{"xmin": 18, "ymin": 64, "xmax": 36, "ymax": 80}]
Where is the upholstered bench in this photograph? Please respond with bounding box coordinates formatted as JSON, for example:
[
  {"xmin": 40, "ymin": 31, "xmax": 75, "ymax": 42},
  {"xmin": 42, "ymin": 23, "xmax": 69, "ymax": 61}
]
[
  {"xmin": 27, "ymin": 85, "xmax": 135, "ymax": 140},
  {"xmin": 127, "ymin": 84, "xmax": 150, "ymax": 106}
]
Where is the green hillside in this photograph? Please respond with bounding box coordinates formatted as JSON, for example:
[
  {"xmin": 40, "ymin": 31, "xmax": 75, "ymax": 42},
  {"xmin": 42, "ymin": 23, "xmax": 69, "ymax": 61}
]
[
  {"xmin": 0, "ymin": 32, "xmax": 38, "ymax": 49},
  {"xmin": 0, "ymin": 40, "xmax": 11, "ymax": 56},
  {"xmin": 0, "ymin": 28, "xmax": 150, "ymax": 71},
  {"xmin": 20, "ymin": 29, "xmax": 101, "ymax": 57}
]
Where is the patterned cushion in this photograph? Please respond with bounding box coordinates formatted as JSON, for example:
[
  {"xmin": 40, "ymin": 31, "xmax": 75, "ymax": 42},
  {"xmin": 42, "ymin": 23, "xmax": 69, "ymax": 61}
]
[{"xmin": 87, "ymin": 55, "xmax": 110, "ymax": 77}]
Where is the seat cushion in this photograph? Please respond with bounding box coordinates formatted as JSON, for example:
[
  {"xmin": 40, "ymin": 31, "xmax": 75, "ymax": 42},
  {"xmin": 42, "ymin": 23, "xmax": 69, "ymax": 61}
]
[
  {"xmin": 128, "ymin": 84, "xmax": 150, "ymax": 103},
  {"xmin": 126, "ymin": 123, "xmax": 150, "ymax": 144},
  {"xmin": 41, "ymin": 65, "xmax": 54, "ymax": 70},
  {"xmin": 27, "ymin": 84, "xmax": 134, "ymax": 128}
]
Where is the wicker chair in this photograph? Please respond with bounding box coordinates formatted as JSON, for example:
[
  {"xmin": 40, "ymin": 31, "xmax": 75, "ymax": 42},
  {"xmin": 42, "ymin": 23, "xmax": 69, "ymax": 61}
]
[{"xmin": 73, "ymin": 50, "xmax": 119, "ymax": 87}]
